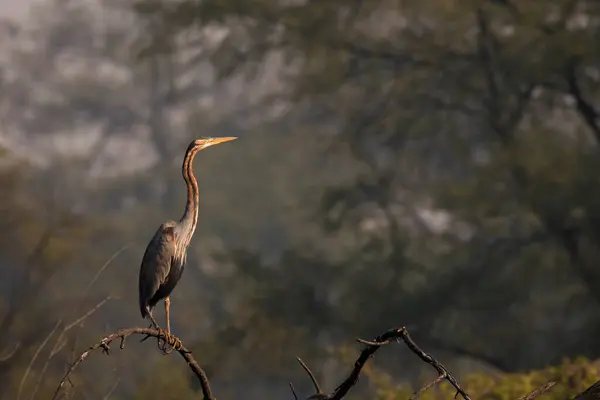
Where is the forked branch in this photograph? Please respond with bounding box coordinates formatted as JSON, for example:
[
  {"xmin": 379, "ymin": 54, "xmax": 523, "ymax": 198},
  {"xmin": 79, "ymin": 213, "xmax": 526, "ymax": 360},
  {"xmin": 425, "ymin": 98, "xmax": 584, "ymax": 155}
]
[
  {"xmin": 51, "ymin": 327, "xmax": 215, "ymax": 400},
  {"xmin": 290, "ymin": 326, "xmax": 558, "ymax": 400},
  {"xmin": 290, "ymin": 326, "xmax": 472, "ymax": 400}
]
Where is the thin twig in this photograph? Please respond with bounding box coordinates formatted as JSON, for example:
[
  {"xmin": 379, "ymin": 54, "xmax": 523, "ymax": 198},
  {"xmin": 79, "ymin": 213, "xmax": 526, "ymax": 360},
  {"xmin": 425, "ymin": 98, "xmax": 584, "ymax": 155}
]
[
  {"xmin": 397, "ymin": 328, "xmax": 470, "ymax": 400},
  {"xmin": 63, "ymin": 297, "xmax": 112, "ymax": 333},
  {"xmin": 0, "ymin": 341, "xmax": 20, "ymax": 361},
  {"xmin": 296, "ymin": 357, "xmax": 323, "ymax": 395},
  {"xmin": 29, "ymin": 350, "xmax": 57, "ymax": 400},
  {"xmin": 28, "ymin": 297, "xmax": 111, "ymax": 400},
  {"xmin": 31, "ymin": 246, "xmax": 125, "ymax": 399},
  {"xmin": 517, "ymin": 382, "xmax": 556, "ymax": 400},
  {"xmin": 356, "ymin": 338, "xmax": 390, "ymax": 346},
  {"xmin": 52, "ymin": 327, "xmax": 214, "ymax": 400},
  {"xmin": 289, "ymin": 382, "xmax": 299, "ymax": 400},
  {"xmin": 101, "ymin": 377, "xmax": 121, "ymax": 400},
  {"xmin": 17, "ymin": 320, "xmax": 62, "ymax": 400},
  {"xmin": 410, "ymin": 373, "xmax": 447, "ymax": 400},
  {"xmin": 81, "ymin": 245, "xmax": 130, "ymax": 298}
]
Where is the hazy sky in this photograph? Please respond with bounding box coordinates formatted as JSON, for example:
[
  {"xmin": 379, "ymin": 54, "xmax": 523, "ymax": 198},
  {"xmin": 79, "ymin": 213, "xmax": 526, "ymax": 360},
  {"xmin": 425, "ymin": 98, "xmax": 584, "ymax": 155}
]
[{"xmin": 0, "ymin": 0, "xmax": 31, "ymax": 21}]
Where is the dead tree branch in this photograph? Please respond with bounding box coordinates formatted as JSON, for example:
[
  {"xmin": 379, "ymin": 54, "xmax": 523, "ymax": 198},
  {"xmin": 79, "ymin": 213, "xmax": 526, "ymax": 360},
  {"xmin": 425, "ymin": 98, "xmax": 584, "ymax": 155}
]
[
  {"xmin": 290, "ymin": 326, "xmax": 471, "ymax": 400},
  {"xmin": 52, "ymin": 327, "xmax": 215, "ymax": 400},
  {"xmin": 19, "ymin": 296, "xmax": 112, "ymax": 400},
  {"xmin": 51, "ymin": 324, "xmax": 564, "ymax": 400},
  {"xmin": 290, "ymin": 326, "xmax": 559, "ymax": 400},
  {"xmin": 572, "ymin": 380, "xmax": 600, "ymax": 400},
  {"xmin": 517, "ymin": 382, "xmax": 556, "ymax": 400}
]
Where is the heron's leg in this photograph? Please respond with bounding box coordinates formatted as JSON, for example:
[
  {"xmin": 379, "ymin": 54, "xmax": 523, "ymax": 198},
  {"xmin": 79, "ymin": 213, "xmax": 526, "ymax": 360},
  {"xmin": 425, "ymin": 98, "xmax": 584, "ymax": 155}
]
[
  {"xmin": 160, "ymin": 297, "xmax": 182, "ymax": 354},
  {"xmin": 164, "ymin": 296, "xmax": 171, "ymax": 335},
  {"xmin": 140, "ymin": 307, "xmax": 169, "ymax": 352},
  {"xmin": 147, "ymin": 308, "xmax": 160, "ymax": 330}
]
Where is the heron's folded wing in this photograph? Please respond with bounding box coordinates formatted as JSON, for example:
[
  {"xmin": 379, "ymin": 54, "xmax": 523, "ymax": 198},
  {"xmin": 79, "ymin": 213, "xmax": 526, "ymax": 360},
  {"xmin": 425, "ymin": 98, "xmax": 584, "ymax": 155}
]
[{"xmin": 138, "ymin": 223, "xmax": 176, "ymax": 307}]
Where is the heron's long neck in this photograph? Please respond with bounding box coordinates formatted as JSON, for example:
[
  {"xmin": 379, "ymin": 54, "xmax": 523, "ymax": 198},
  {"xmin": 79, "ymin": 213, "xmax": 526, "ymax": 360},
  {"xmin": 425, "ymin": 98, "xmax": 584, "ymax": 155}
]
[{"xmin": 179, "ymin": 148, "xmax": 200, "ymax": 246}]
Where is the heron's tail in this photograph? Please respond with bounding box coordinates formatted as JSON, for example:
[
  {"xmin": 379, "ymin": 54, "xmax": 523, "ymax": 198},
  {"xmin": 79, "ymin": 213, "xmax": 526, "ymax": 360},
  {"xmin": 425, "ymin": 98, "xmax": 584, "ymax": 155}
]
[{"xmin": 140, "ymin": 299, "xmax": 149, "ymax": 319}]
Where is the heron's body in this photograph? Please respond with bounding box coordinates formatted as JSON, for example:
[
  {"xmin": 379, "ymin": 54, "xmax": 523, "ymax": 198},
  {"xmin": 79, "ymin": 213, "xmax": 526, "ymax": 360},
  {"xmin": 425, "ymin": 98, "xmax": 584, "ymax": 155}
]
[
  {"xmin": 139, "ymin": 221, "xmax": 186, "ymax": 319},
  {"xmin": 137, "ymin": 137, "xmax": 236, "ymax": 337}
]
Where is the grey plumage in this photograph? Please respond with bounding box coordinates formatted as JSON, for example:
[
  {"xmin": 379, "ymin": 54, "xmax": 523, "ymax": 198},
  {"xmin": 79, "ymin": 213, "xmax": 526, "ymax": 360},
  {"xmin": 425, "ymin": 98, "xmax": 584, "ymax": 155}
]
[{"xmin": 138, "ymin": 222, "xmax": 185, "ymax": 321}]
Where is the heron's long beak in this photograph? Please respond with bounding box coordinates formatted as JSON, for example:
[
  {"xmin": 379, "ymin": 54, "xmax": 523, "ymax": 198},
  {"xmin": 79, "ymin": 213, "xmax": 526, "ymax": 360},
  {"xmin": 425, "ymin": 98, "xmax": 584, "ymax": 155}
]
[{"xmin": 206, "ymin": 137, "xmax": 237, "ymax": 148}]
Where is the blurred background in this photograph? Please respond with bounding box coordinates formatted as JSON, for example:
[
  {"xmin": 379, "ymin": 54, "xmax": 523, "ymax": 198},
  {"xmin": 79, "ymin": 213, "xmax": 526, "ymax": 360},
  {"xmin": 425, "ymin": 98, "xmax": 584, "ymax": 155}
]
[{"xmin": 0, "ymin": 0, "xmax": 600, "ymax": 399}]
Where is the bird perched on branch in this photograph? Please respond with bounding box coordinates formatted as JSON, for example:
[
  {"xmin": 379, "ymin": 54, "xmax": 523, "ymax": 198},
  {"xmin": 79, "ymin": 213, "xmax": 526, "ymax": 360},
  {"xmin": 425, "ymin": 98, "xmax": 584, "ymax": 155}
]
[{"xmin": 138, "ymin": 137, "xmax": 237, "ymax": 350}]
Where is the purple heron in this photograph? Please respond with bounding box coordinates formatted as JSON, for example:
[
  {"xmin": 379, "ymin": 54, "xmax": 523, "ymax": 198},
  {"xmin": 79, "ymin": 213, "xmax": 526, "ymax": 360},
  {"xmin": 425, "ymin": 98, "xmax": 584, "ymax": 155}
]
[{"xmin": 138, "ymin": 137, "xmax": 236, "ymax": 347}]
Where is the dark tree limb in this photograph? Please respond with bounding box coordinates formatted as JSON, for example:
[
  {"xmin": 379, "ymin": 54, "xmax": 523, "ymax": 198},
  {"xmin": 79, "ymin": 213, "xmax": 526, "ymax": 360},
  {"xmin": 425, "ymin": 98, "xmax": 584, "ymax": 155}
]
[
  {"xmin": 572, "ymin": 380, "xmax": 600, "ymax": 400},
  {"xmin": 290, "ymin": 327, "xmax": 471, "ymax": 400},
  {"xmin": 290, "ymin": 382, "xmax": 300, "ymax": 400},
  {"xmin": 51, "ymin": 327, "xmax": 215, "ymax": 400},
  {"xmin": 296, "ymin": 357, "xmax": 323, "ymax": 396},
  {"xmin": 290, "ymin": 326, "xmax": 560, "ymax": 400}
]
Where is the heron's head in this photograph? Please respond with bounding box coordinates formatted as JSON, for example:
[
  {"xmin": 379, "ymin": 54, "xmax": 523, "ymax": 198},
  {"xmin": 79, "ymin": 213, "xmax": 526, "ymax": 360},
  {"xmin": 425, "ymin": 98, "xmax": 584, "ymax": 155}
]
[{"xmin": 188, "ymin": 137, "xmax": 237, "ymax": 152}]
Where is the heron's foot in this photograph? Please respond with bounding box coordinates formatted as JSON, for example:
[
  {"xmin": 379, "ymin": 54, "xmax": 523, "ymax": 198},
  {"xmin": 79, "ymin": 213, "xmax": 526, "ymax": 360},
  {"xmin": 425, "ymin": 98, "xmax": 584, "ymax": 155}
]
[
  {"xmin": 157, "ymin": 329, "xmax": 182, "ymax": 355},
  {"xmin": 140, "ymin": 323, "xmax": 160, "ymax": 343},
  {"xmin": 155, "ymin": 327, "xmax": 169, "ymax": 351}
]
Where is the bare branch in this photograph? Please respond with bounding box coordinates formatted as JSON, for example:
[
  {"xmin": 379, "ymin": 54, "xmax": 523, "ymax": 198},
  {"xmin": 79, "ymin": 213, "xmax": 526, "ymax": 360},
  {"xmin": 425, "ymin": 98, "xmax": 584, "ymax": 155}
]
[
  {"xmin": 17, "ymin": 320, "xmax": 62, "ymax": 400},
  {"xmin": 29, "ymin": 247, "xmax": 126, "ymax": 398},
  {"xmin": 292, "ymin": 326, "xmax": 471, "ymax": 400},
  {"xmin": 517, "ymin": 382, "xmax": 556, "ymax": 400},
  {"xmin": 572, "ymin": 380, "xmax": 600, "ymax": 400},
  {"xmin": 292, "ymin": 326, "xmax": 560, "ymax": 400},
  {"xmin": 296, "ymin": 357, "xmax": 323, "ymax": 395},
  {"xmin": 397, "ymin": 328, "xmax": 470, "ymax": 400},
  {"xmin": 0, "ymin": 342, "xmax": 20, "ymax": 362},
  {"xmin": 100, "ymin": 377, "xmax": 121, "ymax": 400},
  {"xmin": 290, "ymin": 382, "xmax": 299, "ymax": 400},
  {"xmin": 21, "ymin": 296, "xmax": 112, "ymax": 400},
  {"xmin": 62, "ymin": 297, "xmax": 111, "ymax": 333},
  {"xmin": 52, "ymin": 327, "xmax": 215, "ymax": 400},
  {"xmin": 81, "ymin": 244, "xmax": 130, "ymax": 298},
  {"xmin": 410, "ymin": 373, "xmax": 447, "ymax": 400}
]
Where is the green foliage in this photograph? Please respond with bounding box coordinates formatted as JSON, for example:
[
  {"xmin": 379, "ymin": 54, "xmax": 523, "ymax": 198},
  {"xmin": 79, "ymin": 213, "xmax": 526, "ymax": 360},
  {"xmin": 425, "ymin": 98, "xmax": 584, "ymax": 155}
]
[{"xmin": 367, "ymin": 357, "xmax": 600, "ymax": 400}]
